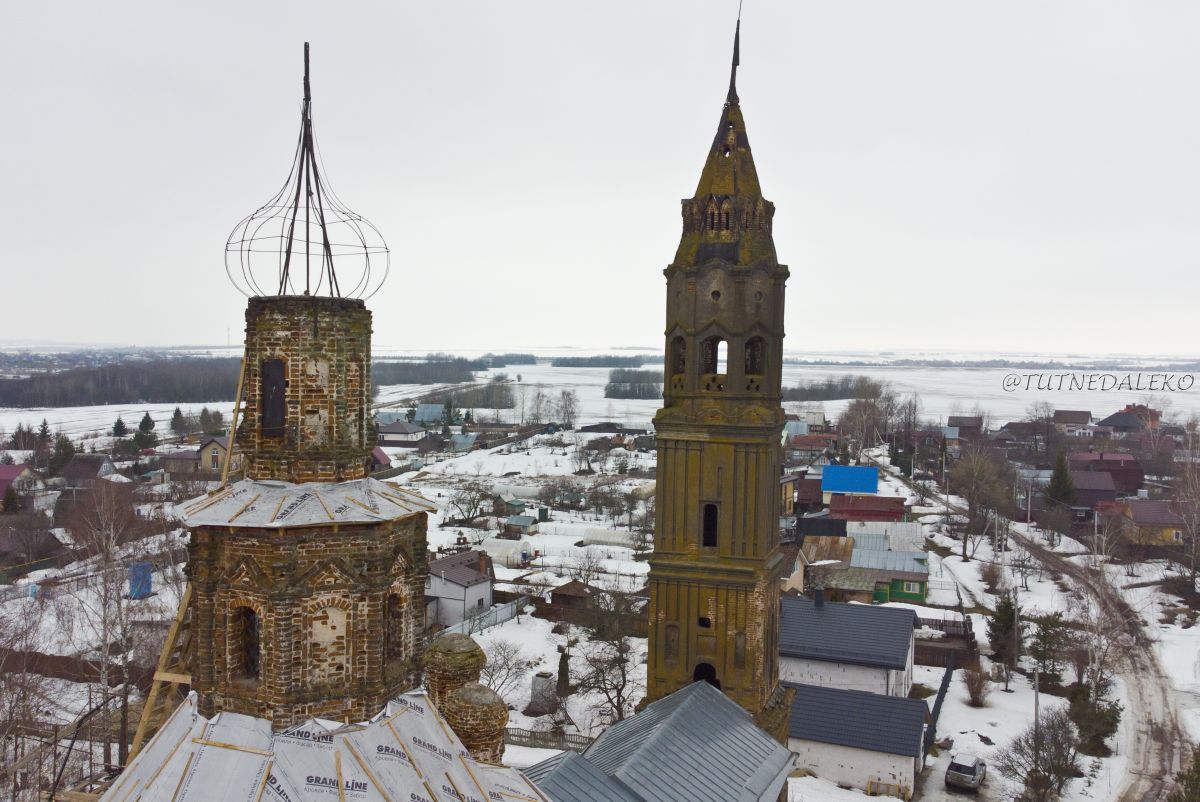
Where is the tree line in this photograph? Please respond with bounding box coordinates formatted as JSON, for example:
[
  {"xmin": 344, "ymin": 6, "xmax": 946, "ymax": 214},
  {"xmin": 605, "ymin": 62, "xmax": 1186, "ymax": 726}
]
[
  {"xmin": 0, "ymin": 359, "xmax": 240, "ymax": 407},
  {"xmin": 551, "ymin": 355, "xmax": 651, "ymax": 368},
  {"xmin": 782, "ymin": 375, "xmax": 882, "ymax": 402},
  {"xmin": 604, "ymin": 369, "xmax": 663, "ymax": 399}
]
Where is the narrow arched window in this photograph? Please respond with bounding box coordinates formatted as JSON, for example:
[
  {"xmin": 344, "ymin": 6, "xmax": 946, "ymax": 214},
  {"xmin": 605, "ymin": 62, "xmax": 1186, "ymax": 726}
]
[
  {"xmin": 721, "ymin": 200, "xmax": 733, "ymax": 231},
  {"xmin": 233, "ymin": 606, "xmax": 260, "ymax": 680},
  {"xmin": 744, "ymin": 336, "xmax": 765, "ymax": 375},
  {"xmin": 701, "ymin": 337, "xmax": 726, "ymax": 374},
  {"xmin": 669, "ymin": 337, "xmax": 686, "ymax": 377},
  {"xmin": 702, "ymin": 503, "xmax": 718, "ymax": 548},
  {"xmin": 261, "ymin": 359, "xmax": 286, "ymax": 437}
]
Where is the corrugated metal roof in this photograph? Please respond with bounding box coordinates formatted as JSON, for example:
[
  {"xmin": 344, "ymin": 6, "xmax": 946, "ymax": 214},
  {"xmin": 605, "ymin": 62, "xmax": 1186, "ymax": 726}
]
[
  {"xmin": 850, "ymin": 548, "xmax": 928, "ymax": 576},
  {"xmin": 785, "ymin": 682, "xmax": 927, "ymax": 758},
  {"xmin": 820, "ymin": 465, "xmax": 878, "ymax": 494},
  {"xmin": 570, "ymin": 681, "xmax": 792, "ymax": 802},
  {"xmin": 181, "ymin": 478, "xmax": 435, "ymax": 528},
  {"xmin": 532, "ymin": 753, "xmax": 643, "ymax": 802},
  {"xmin": 414, "ymin": 403, "xmax": 445, "ymax": 423},
  {"xmin": 779, "ymin": 595, "xmax": 915, "ymax": 670}
]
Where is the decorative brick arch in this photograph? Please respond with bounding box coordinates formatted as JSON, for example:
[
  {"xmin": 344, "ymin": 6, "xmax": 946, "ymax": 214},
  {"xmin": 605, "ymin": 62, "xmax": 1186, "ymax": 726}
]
[
  {"xmin": 385, "ymin": 578, "xmax": 414, "ymax": 665},
  {"xmin": 302, "ymin": 595, "xmax": 354, "ymax": 686}
]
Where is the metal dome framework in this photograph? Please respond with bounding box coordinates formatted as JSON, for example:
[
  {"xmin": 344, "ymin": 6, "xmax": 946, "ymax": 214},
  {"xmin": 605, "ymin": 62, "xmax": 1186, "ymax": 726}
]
[{"xmin": 225, "ymin": 43, "xmax": 389, "ymax": 300}]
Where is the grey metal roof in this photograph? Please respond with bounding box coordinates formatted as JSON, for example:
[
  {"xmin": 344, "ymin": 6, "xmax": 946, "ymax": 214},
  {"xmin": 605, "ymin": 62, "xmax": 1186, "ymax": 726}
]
[
  {"xmin": 181, "ymin": 478, "xmax": 435, "ymax": 528},
  {"xmin": 850, "ymin": 548, "xmax": 928, "ymax": 576},
  {"xmin": 507, "ymin": 515, "xmax": 537, "ymax": 527},
  {"xmin": 785, "ymin": 682, "xmax": 927, "ymax": 758},
  {"xmin": 779, "ymin": 595, "xmax": 915, "ymax": 670},
  {"xmin": 414, "ymin": 403, "xmax": 445, "ymax": 423},
  {"xmin": 574, "ymin": 680, "xmax": 792, "ymax": 802},
  {"xmin": 529, "ymin": 752, "xmax": 643, "ymax": 802}
]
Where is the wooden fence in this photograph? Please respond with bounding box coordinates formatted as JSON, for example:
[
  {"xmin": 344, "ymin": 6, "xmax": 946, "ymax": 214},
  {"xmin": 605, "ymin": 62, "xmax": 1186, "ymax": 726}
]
[{"xmin": 504, "ymin": 727, "xmax": 594, "ymax": 753}]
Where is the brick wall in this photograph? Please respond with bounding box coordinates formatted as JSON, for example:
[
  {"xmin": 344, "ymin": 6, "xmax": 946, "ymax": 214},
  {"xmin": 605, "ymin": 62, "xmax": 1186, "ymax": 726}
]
[
  {"xmin": 240, "ymin": 296, "xmax": 374, "ymax": 483},
  {"xmin": 187, "ymin": 512, "xmax": 428, "ymax": 728}
]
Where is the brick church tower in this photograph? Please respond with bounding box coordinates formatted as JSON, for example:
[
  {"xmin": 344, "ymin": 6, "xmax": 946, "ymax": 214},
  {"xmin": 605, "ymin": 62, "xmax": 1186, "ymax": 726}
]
[
  {"xmin": 182, "ymin": 45, "xmax": 433, "ymax": 728},
  {"xmin": 645, "ymin": 21, "xmax": 793, "ymax": 740}
]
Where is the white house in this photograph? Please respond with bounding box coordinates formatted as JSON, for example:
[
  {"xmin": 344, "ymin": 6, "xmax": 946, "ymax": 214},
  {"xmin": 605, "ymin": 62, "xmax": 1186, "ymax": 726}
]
[
  {"xmin": 779, "ymin": 593, "xmax": 916, "ymax": 697},
  {"xmin": 425, "ymin": 550, "xmax": 493, "ymax": 628},
  {"xmin": 377, "ymin": 420, "xmax": 425, "ymax": 445},
  {"xmin": 786, "ymin": 682, "xmax": 928, "ymax": 800}
]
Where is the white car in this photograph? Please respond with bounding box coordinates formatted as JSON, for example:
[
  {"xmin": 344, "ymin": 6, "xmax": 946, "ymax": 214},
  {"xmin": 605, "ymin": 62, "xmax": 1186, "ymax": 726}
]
[{"xmin": 945, "ymin": 753, "xmax": 986, "ymax": 791}]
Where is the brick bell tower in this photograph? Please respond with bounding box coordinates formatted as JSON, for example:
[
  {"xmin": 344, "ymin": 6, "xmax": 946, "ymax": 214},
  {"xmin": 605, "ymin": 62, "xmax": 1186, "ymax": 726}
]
[
  {"xmin": 645, "ymin": 20, "xmax": 793, "ymax": 741},
  {"xmin": 183, "ymin": 44, "xmax": 433, "ymax": 728}
]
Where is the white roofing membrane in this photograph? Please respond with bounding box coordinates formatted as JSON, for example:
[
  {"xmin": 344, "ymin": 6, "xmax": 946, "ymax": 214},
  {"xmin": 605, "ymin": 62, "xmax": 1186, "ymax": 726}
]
[
  {"xmin": 181, "ymin": 478, "xmax": 436, "ymax": 529},
  {"xmin": 100, "ymin": 693, "xmax": 549, "ymax": 802}
]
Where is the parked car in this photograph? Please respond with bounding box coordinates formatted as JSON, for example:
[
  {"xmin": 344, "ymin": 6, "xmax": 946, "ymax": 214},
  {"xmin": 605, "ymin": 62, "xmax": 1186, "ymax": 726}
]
[{"xmin": 945, "ymin": 753, "xmax": 986, "ymax": 791}]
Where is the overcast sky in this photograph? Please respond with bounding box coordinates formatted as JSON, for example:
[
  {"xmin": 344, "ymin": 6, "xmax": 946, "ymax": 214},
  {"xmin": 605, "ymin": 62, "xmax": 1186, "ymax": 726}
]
[{"xmin": 2, "ymin": 1, "xmax": 1197, "ymax": 357}]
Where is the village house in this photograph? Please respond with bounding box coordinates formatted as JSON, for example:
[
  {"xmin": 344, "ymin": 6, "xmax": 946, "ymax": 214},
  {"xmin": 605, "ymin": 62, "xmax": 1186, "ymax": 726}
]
[
  {"xmin": 197, "ymin": 436, "xmax": 240, "ymax": 474},
  {"xmin": 1118, "ymin": 499, "xmax": 1186, "ymax": 546},
  {"xmin": 548, "ymin": 579, "xmax": 596, "ymax": 610},
  {"xmin": 946, "ymin": 415, "xmax": 983, "ymax": 441},
  {"xmin": 779, "ymin": 593, "xmax": 916, "ymax": 696},
  {"xmin": 1053, "ymin": 409, "xmax": 1093, "ymax": 433},
  {"xmin": 425, "ymin": 549, "xmax": 494, "ymax": 628},
  {"xmin": 789, "ymin": 433, "xmax": 838, "ymax": 464},
  {"xmin": 56, "ymin": 454, "xmax": 116, "ymax": 490},
  {"xmin": 829, "ymin": 494, "xmax": 906, "ymax": 522},
  {"xmin": 1069, "ymin": 451, "xmax": 1145, "ymax": 494},
  {"xmin": 786, "ymin": 682, "xmax": 928, "ymax": 800},
  {"xmin": 370, "ymin": 446, "xmax": 392, "ymax": 472},
  {"xmin": 413, "ymin": 402, "xmax": 447, "ymax": 425},
  {"xmin": 376, "ymin": 420, "xmax": 425, "ymax": 445},
  {"xmin": 1096, "ymin": 404, "xmax": 1159, "ymax": 437},
  {"xmin": 1067, "ymin": 470, "xmax": 1118, "ymax": 517}
]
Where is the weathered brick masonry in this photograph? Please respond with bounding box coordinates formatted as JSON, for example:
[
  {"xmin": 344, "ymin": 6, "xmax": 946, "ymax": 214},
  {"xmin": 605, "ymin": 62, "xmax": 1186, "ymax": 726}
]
[
  {"xmin": 241, "ymin": 295, "xmax": 374, "ymax": 483},
  {"xmin": 188, "ymin": 514, "xmax": 428, "ymax": 726}
]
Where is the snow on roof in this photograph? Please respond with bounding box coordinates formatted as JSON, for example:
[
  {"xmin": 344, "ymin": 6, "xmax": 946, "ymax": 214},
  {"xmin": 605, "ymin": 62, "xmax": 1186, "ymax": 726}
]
[
  {"xmin": 181, "ymin": 478, "xmax": 434, "ymax": 529},
  {"xmin": 99, "ymin": 692, "xmax": 546, "ymax": 802}
]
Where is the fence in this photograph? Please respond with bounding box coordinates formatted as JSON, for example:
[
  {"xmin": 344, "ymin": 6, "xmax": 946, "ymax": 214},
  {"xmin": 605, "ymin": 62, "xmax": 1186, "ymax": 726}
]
[
  {"xmin": 435, "ymin": 598, "xmax": 530, "ymax": 638},
  {"xmin": 925, "ymin": 654, "xmax": 956, "ymax": 755},
  {"xmin": 504, "ymin": 727, "xmax": 594, "ymax": 753}
]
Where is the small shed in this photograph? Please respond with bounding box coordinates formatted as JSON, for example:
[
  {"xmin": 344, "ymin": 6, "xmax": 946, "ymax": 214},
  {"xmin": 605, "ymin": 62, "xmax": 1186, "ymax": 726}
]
[{"xmin": 503, "ymin": 514, "xmax": 539, "ymax": 538}]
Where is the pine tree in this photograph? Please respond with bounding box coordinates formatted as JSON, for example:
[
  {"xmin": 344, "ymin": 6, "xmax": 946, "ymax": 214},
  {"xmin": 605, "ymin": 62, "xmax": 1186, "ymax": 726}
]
[
  {"xmin": 49, "ymin": 433, "xmax": 76, "ymax": 477},
  {"xmin": 209, "ymin": 410, "xmax": 224, "ymax": 435},
  {"xmin": 112, "ymin": 417, "xmax": 128, "ymax": 437},
  {"xmin": 199, "ymin": 408, "xmax": 212, "ymax": 435},
  {"xmin": 1, "ymin": 484, "xmax": 20, "ymax": 513},
  {"xmin": 170, "ymin": 407, "xmax": 187, "ymax": 437},
  {"xmin": 36, "ymin": 419, "xmax": 52, "ymax": 448},
  {"xmin": 988, "ymin": 593, "xmax": 1021, "ymax": 681},
  {"xmin": 138, "ymin": 412, "xmax": 155, "ymax": 434},
  {"xmin": 1167, "ymin": 750, "xmax": 1200, "ymax": 802},
  {"xmin": 1046, "ymin": 451, "xmax": 1075, "ymax": 508}
]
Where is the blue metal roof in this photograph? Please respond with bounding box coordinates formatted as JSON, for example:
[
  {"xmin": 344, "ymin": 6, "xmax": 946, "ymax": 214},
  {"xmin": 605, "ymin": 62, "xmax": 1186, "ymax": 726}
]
[
  {"xmin": 785, "ymin": 682, "xmax": 927, "ymax": 758},
  {"xmin": 820, "ymin": 465, "xmax": 879, "ymax": 495},
  {"xmin": 779, "ymin": 595, "xmax": 915, "ymax": 670}
]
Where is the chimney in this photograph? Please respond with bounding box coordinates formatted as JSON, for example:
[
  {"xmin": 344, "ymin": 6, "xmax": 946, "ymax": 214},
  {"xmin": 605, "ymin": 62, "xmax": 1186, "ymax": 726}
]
[{"xmin": 814, "ymin": 586, "xmax": 825, "ymax": 608}]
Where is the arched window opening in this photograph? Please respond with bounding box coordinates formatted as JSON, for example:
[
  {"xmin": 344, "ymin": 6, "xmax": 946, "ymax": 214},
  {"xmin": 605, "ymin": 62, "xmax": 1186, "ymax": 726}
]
[
  {"xmin": 261, "ymin": 359, "xmax": 286, "ymax": 437},
  {"xmin": 716, "ymin": 340, "xmax": 727, "ymax": 374},
  {"xmin": 693, "ymin": 662, "xmax": 721, "ymax": 689},
  {"xmin": 669, "ymin": 337, "xmax": 686, "ymax": 377},
  {"xmin": 233, "ymin": 606, "xmax": 260, "ymax": 681},
  {"xmin": 702, "ymin": 503, "xmax": 718, "ymax": 548},
  {"xmin": 744, "ymin": 336, "xmax": 765, "ymax": 376},
  {"xmin": 721, "ymin": 201, "xmax": 733, "ymax": 230}
]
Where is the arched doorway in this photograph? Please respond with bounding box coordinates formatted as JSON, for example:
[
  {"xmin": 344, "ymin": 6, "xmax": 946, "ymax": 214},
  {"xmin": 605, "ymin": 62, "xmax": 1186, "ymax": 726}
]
[{"xmin": 693, "ymin": 662, "xmax": 720, "ymax": 689}]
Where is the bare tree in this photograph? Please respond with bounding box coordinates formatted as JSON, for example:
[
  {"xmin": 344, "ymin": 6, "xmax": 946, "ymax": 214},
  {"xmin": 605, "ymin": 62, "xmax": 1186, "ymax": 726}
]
[
  {"xmin": 569, "ymin": 550, "xmax": 605, "ymax": 586},
  {"xmin": 574, "ymin": 589, "xmax": 643, "ymax": 723},
  {"xmin": 530, "ymin": 387, "xmax": 548, "ymax": 425},
  {"xmin": 447, "ymin": 481, "xmax": 491, "ymax": 525},
  {"xmin": 555, "ymin": 390, "xmax": 578, "ymax": 429},
  {"xmin": 479, "ymin": 639, "xmax": 537, "ymax": 699},
  {"xmin": 950, "ymin": 447, "xmax": 1012, "ymax": 560},
  {"xmin": 60, "ymin": 481, "xmax": 141, "ymax": 767},
  {"xmin": 1076, "ymin": 595, "xmax": 1132, "ymax": 705},
  {"xmin": 994, "ymin": 706, "xmax": 1081, "ymax": 801}
]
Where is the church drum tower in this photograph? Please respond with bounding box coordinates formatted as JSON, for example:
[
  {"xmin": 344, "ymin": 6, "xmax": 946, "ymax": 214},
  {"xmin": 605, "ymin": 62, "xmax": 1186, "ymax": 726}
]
[
  {"xmin": 645, "ymin": 21, "xmax": 793, "ymax": 741},
  {"xmin": 182, "ymin": 45, "xmax": 433, "ymax": 728}
]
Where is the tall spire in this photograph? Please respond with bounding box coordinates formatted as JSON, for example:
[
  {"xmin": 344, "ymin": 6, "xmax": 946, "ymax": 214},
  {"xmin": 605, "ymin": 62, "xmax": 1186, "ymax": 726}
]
[{"xmin": 726, "ymin": 16, "xmax": 740, "ymax": 106}]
